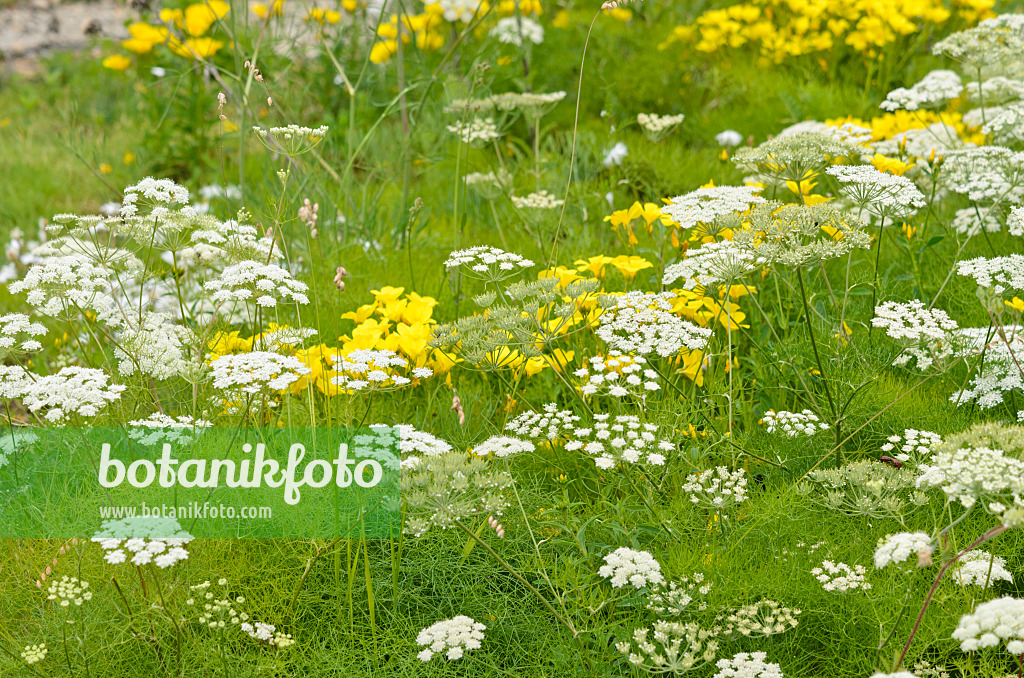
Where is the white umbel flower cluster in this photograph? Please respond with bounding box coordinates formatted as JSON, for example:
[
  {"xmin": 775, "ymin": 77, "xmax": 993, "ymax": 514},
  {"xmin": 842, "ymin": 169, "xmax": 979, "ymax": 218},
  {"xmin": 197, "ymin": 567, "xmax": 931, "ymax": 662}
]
[
  {"xmin": 92, "ymin": 516, "xmax": 193, "ymax": 568},
  {"xmin": 329, "ymin": 349, "xmax": 432, "ymax": 391},
  {"xmin": 240, "ymin": 620, "xmax": 295, "ymax": 648},
  {"xmin": 663, "ymin": 240, "xmax": 762, "ymax": 290},
  {"xmin": 826, "ymin": 165, "xmax": 926, "ymax": 219},
  {"xmin": 416, "ymin": 615, "xmax": 486, "ymax": 661},
  {"xmin": 437, "ymin": 0, "xmax": 481, "ymax": 21},
  {"xmin": 446, "ymin": 117, "xmax": 502, "ymax": 144},
  {"xmin": 874, "ymin": 532, "xmax": 932, "ymax": 569},
  {"xmin": 616, "ymin": 621, "xmax": 719, "ymax": 674},
  {"xmin": 871, "ymin": 300, "xmax": 958, "ymax": 370},
  {"xmin": 472, "ymin": 435, "xmax": 534, "ymax": 458},
  {"xmin": 1009, "ymin": 205, "xmax": 1024, "ymax": 237},
  {"xmin": 251, "ymin": 125, "xmax": 328, "ymax": 156},
  {"xmin": 564, "ymin": 413, "xmax": 674, "ymax": 469},
  {"xmin": 957, "ymin": 255, "xmax": 1024, "ymax": 295},
  {"xmin": 647, "ymin": 574, "xmax": 712, "ymax": 615},
  {"xmin": 951, "ymin": 596, "xmax": 1024, "ymax": 654},
  {"xmin": 597, "ymin": 291, "xmax": 712, "ymax": 357},
  {"xmin": 638, "ymin": 112, "xmax": 686, "ymax": 134},
  {"xmin": 47, "ymin": 576, "xmax": 92, "ymax": 608},
  {"xmin": 599, "ymin": 547, "xmax": 665, "ymax": 589},
  {"xmin": 880, "ymin": 70, "xmax": 963, "ymax": 112},
  {"xmin": 811, "ymin": 560, "xmax": 871, "ymax": 592},
  {"xmin": 115, "ymin": 312, "xmax": 194, "ymax": 380},
  {"xmin": 952, "ymin": 550, "xmax": 1014, "ymax": 588},
  {"xmin": 127, "ymin": 413, "xmax": 212, "ymax": 446},
  {"xmin": 205, "ymin": 260, "xmax": 310, "ymax": 308},
  {"xmin": 0, "ymin": 313, "xmax": 46, "ymax": 354},
  {"xmin": 761, "ymin": 409, "xmax": 828, "ymax": 436},
  {"xmin": 21, "ymin": 644, "xmax": 47, "ymax": 665},
  {"xmin": 949, "ymin": 326, "xmax": 1024, "ymax": 409},
  {"xmin": 662, "ymin": 185, "xmax": 765, "ymax": 230},
  {"xmin": 880, "ymin": 429, "xmax": 942, "ymax": 465},
  {"xmin": 489, "ymin": 16, "xmax": 544, "ymax": 45},
  {"xmin": 8, "ymin": 254, "xmax": 115, "ymax": 321},
  {"xmin": 120, "ymin": 177, "xmax": 190, "ymax": 217},
  {"xmin": 505, "ymin": 402, "xmax": 581, "ymax": 440},
  {"xmin": 511, "ymin": 189, "xmax": 565, "ymax": 210},
  {"xmin": 916, "ymin": 444, "xmax": 1024, "ymax": 510},
  {"xmin": 683, "ymin": 466, "xmax": 749, "ymax": 511},
  {"xmin": 210, "ymin": 351, "xmax": 312, "ymax": 395},
  {"xmin": 575, "ymin": 352, "xmax": 661, "ymax": 400},
  {"xmin": 20, "ymin": 366, "xmax": 126, "ymax": 422},
  {"xmin": 712, "ymin": 651, "xmax": 784, "ymax": 678},
  {"xmin": 950, "ymin": 206, "xmax": 1001, "ymax": 237},
  {"xmin": 370, "ymin": 423, "xmax": 453, "ymax": 459},
  {"xmin": 444, "ymin": 245, "xmax": 534, "ymax": 280},
  {"xmin": 718, "ymin": 601, "xmax": 800, "ymax": 638}
]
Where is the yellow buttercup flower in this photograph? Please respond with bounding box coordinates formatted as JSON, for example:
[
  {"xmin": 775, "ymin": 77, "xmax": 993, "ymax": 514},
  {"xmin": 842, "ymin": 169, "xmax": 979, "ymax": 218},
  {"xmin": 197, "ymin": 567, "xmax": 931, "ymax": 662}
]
[
  {"xmin": 307, "ymin": 7, "xmax": 342, "ymax": 24},
  {"xmin": 1006, "ymin": 297, "xmax": 1024, "ymax": 313},
  {"xmin": 102, "ymin": 54, "xmax": 132, "ymax": 71},
  {"xmin": 609, "ymin": 255, "xmax": 653, "ymax": 280}
]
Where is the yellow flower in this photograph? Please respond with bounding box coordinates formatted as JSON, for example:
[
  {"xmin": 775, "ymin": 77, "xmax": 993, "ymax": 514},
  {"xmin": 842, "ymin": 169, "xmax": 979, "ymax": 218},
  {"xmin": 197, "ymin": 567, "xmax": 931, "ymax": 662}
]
[
  {"xmin": 341, "ymin": 302, "xmax": 378, "ymax": 324},
  {"xmin": 253, "ymin": 0, "xmax": 284, "ymax": 19},
  {"xmin": 371, "ymin": 286, "xmax": 405, "ymax": 304},
  {"xmin": 574, "ymin": 255, "xmax": 614, "ymax": 278},
  {"xmin": 123, "ymin": 151, "xmax": 136, "ymax": 165},
  {"xmin": 370, "ymin": 40, "xmax": 398, "ymax": 64},
  {"xmin": 167, "ymin": 36, "xmax": 225, "ymax": 58},
  {"xmin": 402, "ymin": 293, "xmax": 438, "ymax": 325},
  {"xmin": 342, "ymin": 0, "xmax": 359, "ymax": 10},
  {"xmin": 307, "ymin": 7, "xmax": 342, "ymax": 24},
  {"xmin": 1006, "ymin": 297, "xmax": 1024, "ymax": 313},
  {"xmin": 552, "ymin": 9, "xmax": 570, "ymax": 27},
  {"xmin": 184, "ymin": 0, "xmax": 230, "ymax": 37},
  {"xmin": 604, "ymin": 7, "xmax": 632, "ymax": 21},
  {"xmin": 871, "ymin": 153, "xmax": 913, "ymax": 176},
  {"xmin": 99, "ymin": 163, "xmax": 114, "ymax": 174},
  {"xmin": 609, "ymin": 255, "xmax": 653, "ymax": 280},
  {"xmin": 482, "ymin": 346, "xmax": 524, "ymax": 370},
  {"xmin": 538, "ymin": 266, "xmax": 583, "ymax": 288},
  {"xmin": 102, "ymin": 54, "xmax": 131, "ymax": 71}
]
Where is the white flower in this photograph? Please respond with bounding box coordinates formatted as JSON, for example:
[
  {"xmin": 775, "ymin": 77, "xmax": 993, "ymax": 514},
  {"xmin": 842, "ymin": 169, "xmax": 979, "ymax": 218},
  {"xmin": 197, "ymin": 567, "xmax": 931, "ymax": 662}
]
[
  {"xmin": 761, "ymin": 409, "xmax": 828, "ymax": 437},
  {"xmin": 874, "ymin": 532, "xmax": 932, "ymax": 568},
  {"xmin": 92, "ymin": 517, "xmax": 193, "ymax": 568},
  {"xmin": 21, "ymin": 366, "xmax": 125, "ymax": 422},
  {"xmin": 505, "ymin": 402, "xmax": 581, "ymax": 440},
  {"xmin": 616, "ymin": 621, "xmax": 719, "ymax": 674},
  {"xmin": 446, "ymin": 117, "xmax": 502, "ymax": 144},
  {"xmin": 713, "ymin": 651, "xmax": 784, "ymax": 678},
  {"xmin": 564, "ymin": 411, "xmax": 672, "ymax": 468},
  {"xmin": 437, "ymin": 0, "xmax": 482, "ymax": 21},
  {"xmin": 210, "ymin": 351, "xmax": 312, "ymax": 395},
  {"xmin": 416, "ymin": 616, "xmax": 486, "ymax": 661},
  {"xmin": 329, "ymin": 349, "xmax": 430, "ymax": 392},
  {"xmin": 827, "ymin": 165, "xmax": 925, "ymax": 219},
  {"xmin": 472, "ymin": 435, "xmax": 534, "ymax": 458},
  {"xmin": 662, "ymin": 240, "xmax": 762, "ymax": 289},
  {"xmin": 46, "ymin": 576, "xmax": 93, "ymax": 607},
  {"xmin": 871, "ymin": 300, "xmax": 958, "ymax": 370},
  {"xmin": 683, "ymin": 466, "xmax": 749, "ymax": 512},
  {"xmin": 951, "ymin": 596, "xmax": 1024, "ymax": 654},
  {"xmin": 489, "ymin": 16, "xmax": 543, "ymax": 45},
  {"xmin": 598, "ymin": 547, "xmax": 664, "ymax": 589},
  {"xmin": 120, "ymin": 177, "xmax": 190, "ymax": 218},
  {"xmin": 0, "ymin": 313, "xmax": 47, "ymax": 355},
  {"xmin": 880, "ymin": 428, "xmax": 942, "ymax": 465},
  {"xmin": 957, "ymin": 255, "xmax": 1024, "ymax": 296},
  {"xmin": 715, "ymin": 129, "xmax": 744, "ymax": 147},
  {"xmin": 511, "ymin": 190, "xmax": 564, "ymax": 210},
  {"xmin": 21, "ymin": 644, "xmax": 47, "ymax": 665},
  {"xmin": 205, "ymin": 260, "xmax": 309, "ymax": 308},
  {"xmin": 810, "ymin": 560, "xmax": 871, "ymax": 592},
  {"xmin": 880, "ymin": 70, "xmax": 963, "ymax": 112},
  {"xmin": 114, "ymin": 312, "xmax": 195, "ymax": 380},
  {"xmin": 916, "ymin": 444, "xmax": 1024, "ymax": 509},
  {"xmin": 638, "ymin": 113, "xmax": 686, "ymax": 135},
  {"xmin": 8, "ymin": 254, "xmax": 123, "ymax": 325},
  {"xmin": 662, "ymin": 185, "xmax": 765, "ymax": 230},
  {"xmin": 444, "ymin": 246, "xmax": 534, "ymax": 281},
  {"xmin": 951, "ymin": 550, "xmax": 1014, "ymax": 588},
  {"xmin": 603, "ymin": 142, "xmax": 629, "ymax": 167},
  {"xmin": 597, "ymin": 291, "xmax": 712, "ymax": 357},
  {"xmin": 647, "ymin": 574, "xmax": 712, "ymax": 615}
]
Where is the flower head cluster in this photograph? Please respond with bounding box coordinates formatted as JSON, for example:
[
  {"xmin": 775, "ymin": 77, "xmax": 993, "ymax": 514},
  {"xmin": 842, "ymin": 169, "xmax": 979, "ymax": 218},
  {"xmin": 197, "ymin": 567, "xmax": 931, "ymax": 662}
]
[
  {"xmin": 718, "ymin": 601, "xmax": 800, "ymax": 639},
  {"xmin": 811, "ymin": 560, "xmax": 871, "ymax": 592},
  {"xmin": 880, "ymin": 70, "xmax": 963, "ymax": 112},
  {"xmin": 872, "ymin": 300, "xmax": 958, "ymax": 370},
  {"xmin": 952, "ymin": 550, "xmax": 1014, "ymax": 588},
  {"xmin": 115, "ymin": 312, "xmax": 195, "ymax": 380},
  {"xmin": 505, "ymin": 402, "xmax": 581, "ymax": 441},
  {"xmin": 647, "ymin": 574, "xmax": 712, "ymax": 615},
  {"xmin": 210, "ymin": 351, "xmax": 312, "ymax": 395},
  {"xmin": 511, "ymin": 190, "xmax": 565, "ymax": 210},
  {"xmin": 1009, "ymin": 206, "xmax": 1024, "ymax": 237},
  {"xmin": 446, "ymin": 117, "xmax": 502, "ymax": 144},
  {"xmin": 951, "ymin": 596, "xmax": 1024, "ymax": 654},
  {"xmin": 916, "ymin": 438, "xmax": 1024, "ymax": 510},
  {"xmin": 205, "ymin": 260, "xmax": 310, "ymax": 308},
  {"xmin": 329, "ymin": 349, "xmax": 432, "ymax": 391},
  {"xmin": 120, "ymin": 177, "xmax": 190, "ymax": 217},
  {"xmin": 21, "ymin": 366, "xmax": 126, "ymax": 422},
  {"xmin": 662, "ymin": 185, "xmax": 765, "ymax": 230},
  {"xmin": 599, "ymin": 547, "xmax": 665, "ymax": 589},
  {"xmin": 21, "ymin": 644, "xmax": 47, "ymax": 665},
  {"xmin": 957, "ymin": 255, "xmax": 1024, "ymax": 296},
  {"xmin": 597, "ymin": 292, "xmax": 712, "ymax": 357},
  {"xmin": 0, "ymin": 313, "xmax": 46, "ymax": 355},
  {"xmin": 683, "ymin": 466, "xmax": 749, "ymax": 512},
  {"xmin": 827, "ymin": 165, "xmax": 925, "ymax": 219},
  {"xmin": 805, "ymin": 460, "xmax": 924, "ymax": 518},
  {"xmin": 402, "ymin": 452, "xmax": 513, "ymax": 537},
  {"xmin": 949, "ymin": 327, "xmax": 1024, "ymax": 409},
  {"xmin": 575, "ymin": 352, "xmax": 661, "ymax": 400},
  {"xmin": 437, "ymin": 0, "xmax": 483, "ymax": 22},
  {"xmin": 733, "ymin": 133, "xmax": 864, "ymax": 183},
  {"xmin": 8, "ymin": 254, "xmax": 117, "ymax": 322},
  {"xmin": 874, "ymin": 532, "xmax": 932, "ymax": 569},
  {"xmin": 127, "ymin": 413, "xmax": 212, "ymax": 446},
  {"xmin": 564, "ymin": 414, "xmax": 674, "ymax": 468},
  {"xmin": 761, "ymin": 409, "xmax": 828, "ymax": 437},
  {"xmin": 934, "ymin": 18, "xmax": 1024, "ymax": 69},
  {"xmin": 489, "ymin": 16, "xmax": 544, "ymax": 45},
  {"xmin": 616, "ymin": 621, "xmax": 719, "ymax": 675},
  {"xmin": 240, "ymin": 621, "xmax": 295, "ymax": 648},
  {"xmin": 662, "ymin": 240, "xmax": 762, "ymax": 291},
  {"xmin": 940, "ymin": 148, "xmax": 1024, "ymax": 206},
  {"xmin": 92, "ymin": 516, "xmax": 193, "ymax": 567},
  {"xmin": 444, "ymin": 246, "xmax": 534, "ymax": 281},
  {"xmin": 951, "ymin": 206, "xmax": 1002, "ymax": 237},
  {"xmin": 416, "ymin": 616, "xmax": 486, "ymax": 661},
  {"xmin": 47, "ymin": 576, "xmax": 93, "ymax": 607},
  {"xmin": 742, "ymin": 202, "xmax": 870, "ymax": 267},
  {"xmin": 638, "ymin": 112, "xmax": 685, "ymax": 141},
  {"xmin": 186, "ymin": 579, "xmax": 249, "ymax": 630},
  {"xmin": 252, "ymin": 125, "xmax": 328, "ymax": 156},
  {"xmin": 375, "ymin": 423, "xmax": 453, "ymax": 460},
  {"xmin": 712, "ymin": 652, "xmax": 784, "ymax": 678},
  {"xmin": 472, "ymin": 435, "xmax": 534, "ymax": 458},
  {"xmin": 881, "ymin": 429, "xmax": 942, "ymax": 465}
]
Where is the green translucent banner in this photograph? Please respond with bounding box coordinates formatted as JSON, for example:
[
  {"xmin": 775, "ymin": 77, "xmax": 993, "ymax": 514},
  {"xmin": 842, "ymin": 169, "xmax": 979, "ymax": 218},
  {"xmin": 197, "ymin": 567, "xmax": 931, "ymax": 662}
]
[{"xmin": 0, "ymin": 427, "xmax": 400, "ymax": 538}]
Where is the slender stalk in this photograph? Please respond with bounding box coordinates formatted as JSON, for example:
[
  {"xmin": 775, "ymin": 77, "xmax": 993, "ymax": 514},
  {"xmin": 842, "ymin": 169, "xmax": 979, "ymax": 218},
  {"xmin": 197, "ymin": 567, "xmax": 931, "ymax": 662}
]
[{"xmin": 797, "ymin": 268, "xmax": 839, "ymax": 456}]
